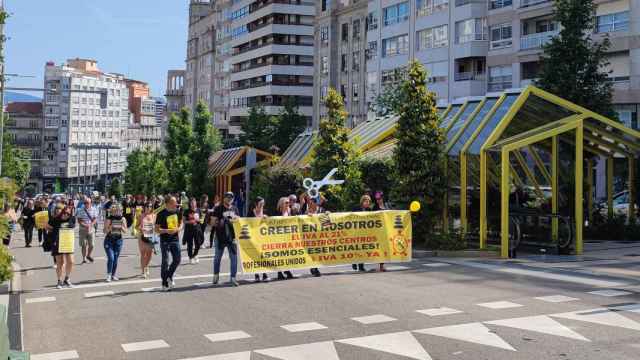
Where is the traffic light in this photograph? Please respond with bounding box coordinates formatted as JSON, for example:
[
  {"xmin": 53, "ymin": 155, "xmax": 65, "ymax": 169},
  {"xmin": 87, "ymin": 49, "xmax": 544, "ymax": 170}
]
[{"xmin": 100, "ymin": 89, "xmax": 108, "ymax": 109}]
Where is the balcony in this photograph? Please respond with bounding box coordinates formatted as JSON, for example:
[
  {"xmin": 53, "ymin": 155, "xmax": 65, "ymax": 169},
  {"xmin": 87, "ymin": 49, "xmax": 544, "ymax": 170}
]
[
  {"xmin": 520, "ymin": 30, "xmax": 558, "ymax": 50},
  {"xmin": 454, "ymin": 71, "xmax": 486, "ymax": 81},
  {"xmin": 520, "ymin": 0, "xmax": 550, "ymax": 8}
]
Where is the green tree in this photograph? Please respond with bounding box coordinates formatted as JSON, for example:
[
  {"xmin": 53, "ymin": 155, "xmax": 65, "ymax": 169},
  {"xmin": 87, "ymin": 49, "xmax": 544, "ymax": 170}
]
[
  {"xmin": 536, "ymin": 0, "xmax": 615, "ymax": 118},
  {"xmin": 0, "ymin": 178, "xmax": 16, "ymax": 283},
  {"xmin": 371, "ymin": 68, "xmax": 406, "ymax": 117},
  {"xmin": 124, "ymin": 148, "xmax": 169, "ymax": 196},
  {"xmin": 310, "ymin": 88, "xmax": 362, "ymax": 210},
  {"xmin": 190, "ymin": 101, "xmax": 222, "ymax": 196},
  {"xmin": 240, "ymin": 105, "xmax": 277, "ymax": 151},
  {"xmin": 358, "ymin": 157, "xmax": 395, "ymax": 198},
  {"xmin": 273, "ymin": 98, "xmax": 307, "ymax": 155},
  {"xmin": 164, "ymin": 108, "xmax": 193, "ymax": 193},
  {"xmin": 393, "ymin": 60, "xmax": 446, "ymax": 240},
  {"xmin": 250, "ymin": 163, "xmax": 303, "ymax": 215},
  {"xmin": 108, "ymin": 178, "xmax": 123, "ymax": 198},
  {"xmin": 1, "ymin": 132, "xmax": 31, "ymax": 189}
]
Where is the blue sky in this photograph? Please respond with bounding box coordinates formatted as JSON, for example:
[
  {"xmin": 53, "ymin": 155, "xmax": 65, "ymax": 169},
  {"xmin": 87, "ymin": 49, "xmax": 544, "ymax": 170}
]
[{"xmin": 5, "ymin": 1, "xmax": 187, "ymax": 97}]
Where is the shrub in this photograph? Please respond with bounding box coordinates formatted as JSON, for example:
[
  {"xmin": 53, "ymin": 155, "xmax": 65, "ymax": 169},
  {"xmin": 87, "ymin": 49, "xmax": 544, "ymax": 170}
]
[{"xmin": 250, "ymin": 164, "xmax": 304, "ymax": 215}]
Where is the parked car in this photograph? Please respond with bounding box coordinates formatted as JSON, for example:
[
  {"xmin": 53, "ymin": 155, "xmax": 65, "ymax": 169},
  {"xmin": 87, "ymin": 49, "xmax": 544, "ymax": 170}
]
[{"xmin": 598, "ymin": 191, "xmax": 639, "ymax": 217}]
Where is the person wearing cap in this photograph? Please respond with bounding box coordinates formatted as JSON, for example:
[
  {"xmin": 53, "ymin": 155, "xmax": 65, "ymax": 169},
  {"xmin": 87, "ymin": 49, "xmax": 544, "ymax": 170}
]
[
  {"xmin": 211, "ymin": 192, "xmax": 240, "ymax": 286},
  {"xmin": 155, "ymin": 196, "xmax": 183, "ymax": 291}
]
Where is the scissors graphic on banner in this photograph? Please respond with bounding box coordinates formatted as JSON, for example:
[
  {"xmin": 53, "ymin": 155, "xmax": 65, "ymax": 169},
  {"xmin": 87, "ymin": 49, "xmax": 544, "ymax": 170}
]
[{"xmin": 303, "ymin": 168, "xmax": 345, "ymax": 199}]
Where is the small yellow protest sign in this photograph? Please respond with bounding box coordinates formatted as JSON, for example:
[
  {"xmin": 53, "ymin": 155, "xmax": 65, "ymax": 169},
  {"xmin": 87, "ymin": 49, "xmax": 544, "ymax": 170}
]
[
  {"xmin": 58, "ymin": 229, "xmax": 75, "ymax": 254},
  {"xmin": 35, "ymin": 211, "xmax": 49, "ymax": 230}
]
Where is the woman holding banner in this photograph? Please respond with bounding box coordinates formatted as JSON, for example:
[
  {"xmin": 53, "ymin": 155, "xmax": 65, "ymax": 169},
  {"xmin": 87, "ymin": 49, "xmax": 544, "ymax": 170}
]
[
  {"xmin": 373, "ymin": 191, "xmax": 387, "ymax": 272},
  {"xmin": 276, "ymin": 197, "xmax": 295, "ymax": 280},
  {"xmin": 249, "ymin": 197, "xmax": 270, "ymax": 283},
  {"xmin": 305, "ymin": 197, "xmax": 322, "ymax": 277},
  {"xmin": 45, "ymin": 203, "xmax": 76, "ymax": 289},
  {"xmin": 352, "ymin": 194, "xmax": 373, "ymax": 272}
]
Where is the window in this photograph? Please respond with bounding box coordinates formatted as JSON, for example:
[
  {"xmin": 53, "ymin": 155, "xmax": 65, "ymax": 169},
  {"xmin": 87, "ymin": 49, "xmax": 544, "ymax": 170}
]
[
  {"xmin": 366, "ymin": 41, "xmax": 378, "ymax": 61},
  {"xmin": 341, "ymin": 23, "xmax": 349, "ymax": 41},
  {"xmin": 417, "ymin": 0, "xmax": 449, "ymax": 17},
  {"xmin": 383, "ymin": 2, "xmax": 409, "ymax": 26},
  {"xmin": 489, "ymin": 0, "xmax": 512, "ymax": 10},
  {"xmin": 416, "ymin": 25, "xmax": 448, "ymax": 50},
  {"xmin": 488, "ymin": 65, "xmax": 513, "ymax": 91},
  {"xmin": 366, "ymin": 11, "xmax": 378, "ymax": 31},
  {"xmin": 490, "ymin": 23, "xmax": 512, "ymax": 49},
  {"xmin": 353, "ymin": 83, "xmax": 359, "ymax": 101},
  {"xmin": 596, "ymin": 11, "xmax": 629, "ymax": 33},
  {"xmin": 341, "ymin": 54, "xmax": 348, "ymax": 72},
  {"xmin": 381, "ymin": 67, "xmax": 407, "ymax": 85},
  {"xmin": 322, "ymin": 0, "xmax": 328, "ymax": 12},
  {"xmin": 455, "ymin": 18, "xmax": 487, "ymax": 43},
  {"xmin": 521, "ymin": 61, "xmax": 540, "ymax": 80},
  {"xmin": 353, "ymin": 19, "xmax": 361, "ymax": 39},
  {"xmin": 352, "ymin": 51, "xmax": 360, "ymax": 71},
  {"xmin": 320, "ymin": 26, "xmax": 329, "ymax": 46},
  {"xmin": 382, "ymin": 34, "xmax": 409, "ymax": 57}
]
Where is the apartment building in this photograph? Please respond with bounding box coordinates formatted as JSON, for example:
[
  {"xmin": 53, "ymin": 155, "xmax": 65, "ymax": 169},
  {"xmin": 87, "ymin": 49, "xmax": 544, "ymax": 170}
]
[
  {"xmin": 228, "ymin": 0, "xmax": 316, "ymax": 126},
  {"xmin": 5, "ymin": 102, "xmax": 43, "ymax": 192},
  {"xmin": 43, "ymin": 59, "xmax": 129, "ymax": 193},
  {"xmin": 313, "ymin": 0, "xmax": 369, "ymax": 127},
  {"xmin": 364, "ymin": 0, "xmax": 639, "ymax": 128}
]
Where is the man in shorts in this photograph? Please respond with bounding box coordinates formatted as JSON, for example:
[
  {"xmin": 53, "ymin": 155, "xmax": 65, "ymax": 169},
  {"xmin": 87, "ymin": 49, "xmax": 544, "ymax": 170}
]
[{"xmin": 77, "ymin": 197, "xmax": 98, "ymax": 263}]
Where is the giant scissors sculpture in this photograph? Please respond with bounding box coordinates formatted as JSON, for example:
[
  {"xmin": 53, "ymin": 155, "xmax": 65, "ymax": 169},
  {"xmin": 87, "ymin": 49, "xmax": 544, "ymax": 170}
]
[{"xmin": 303, "ymin": 168, "xmax": 344, "ymax": 199}]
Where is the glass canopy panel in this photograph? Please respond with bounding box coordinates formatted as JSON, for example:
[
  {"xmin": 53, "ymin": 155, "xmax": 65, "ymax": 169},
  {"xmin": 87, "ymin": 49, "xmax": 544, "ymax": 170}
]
[
  {"xmin": 440, "ymin": 104, "xmax": 462, "ymax": 129},
  {"xmin": 497, "ymin": 93, "xmax": 576, "ymax": 142},
  {"xmin": 447, "ymin": 101, "xmax": 481, "ymax": 141},
  {"xmin": 468, "ymin": 94, "xmax": 520, "ymax": 155},
  {"xmin": 449, "ymin": 98, "xmax": 498, "ymax": 155}
]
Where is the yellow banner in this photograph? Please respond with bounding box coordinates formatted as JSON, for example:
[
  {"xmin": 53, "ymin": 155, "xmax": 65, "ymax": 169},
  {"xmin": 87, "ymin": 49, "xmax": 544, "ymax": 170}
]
[
  {"xmin": 233, "ymin": 210, "xmax": 412, "ymax": 273},
  {"xmin": 35, "ymin": 211, "xmax": 49, "ymax": 230},
  {"xmin": 58, "ymin": 229, "xmax": 75, "ymax": 254}
]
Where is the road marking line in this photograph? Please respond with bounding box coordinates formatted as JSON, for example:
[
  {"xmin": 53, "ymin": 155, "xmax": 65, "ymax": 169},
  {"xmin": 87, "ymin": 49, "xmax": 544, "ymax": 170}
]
[
  {"xmin": 141, "ymin": 287, "xmax": 162, "ymax": 292},
  {"xmin": 255, "ymin": 341, "xmax": 340, "ymax": 360},
  {"xmin": 337, "ymin": 331, "xmax": 432, "ymax": 360},
  {"xmin": 422, "ymin": 263, "xmax": 451, "ymax": 268},
  {"xmin": 415, "ymin": 322, "xmax": 515, "ymax": 351},
  {"xmin": 31, "ymin": 350, "xmax": 79, "ymax": 360},
  {"xmin": 535, "ymin": 295, "xmax": 579, "ymax": 303},
  {"xmin": 351, "ymin": 314, "xmax": 397, "ymax": 324},
  {"xmin": 477, "ymin": 301, "xmax": 523, "ymax": 309},
  {"xmin": 385, "ymin": 265, "xmax": 410, "ymax": 271},
  {"xmin": 122, "ymin": 339, "xmax": 170, "ymax": 352},
  {"xmin": 417, "ymin": 307, "xmax": 463, "ymax": 316},
  {"xmin": 194, "ymin": 281, "xmax": 212, "ymax": 287},
  {"xmin": 486, "ymin": 315, "xmax": 590, "ymax": 341},
  {"xmin": 205, "ymin": 330, "xmax": 251, "ymax": 343},
  {"xmin": 25, "ymin": 296, "xmax": 56, "ymax": 304},
  {"xmin": 178, "ymin": 351, "xmax": 251, "ymax": 360},
  {"xmin": 446, "ymin": 260, "xmax": 628, "ymax": 288},
  {"xmin": 281, "ymin": 322, "xmax": 328, "ymax": 332},
  {"xmin": 84, "ymin": 290, "xmax": 114, "ymax": 298},
  {"xmin": 588, "ymin": 289, "xmax": 633, "ymax": 297},
  {"xmin": 552, "ymin": 308, "xmax": 640, "ymax": 331}
]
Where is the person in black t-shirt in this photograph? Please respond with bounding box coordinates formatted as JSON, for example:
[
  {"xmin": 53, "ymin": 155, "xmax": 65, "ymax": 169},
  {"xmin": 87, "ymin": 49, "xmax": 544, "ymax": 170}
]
[
  {"xmin": 21, "ymin": 199, "xmax": 36, "ymax": 247},
  {"xmin": 155, "ymin": 196, "xmax": 183, "ymax": 291},
  {"xmin": 45, "ymin": 203, "xmax": 76, "ymax": 289},
  {"xmin": 212, "ymin": 192, "xmax": 240, "ymax": 287},
  {"xmin": 104, "ymin": 205, "xmax": 128, "ymax": 282},
  {"xmin": 183, "ymin": 198, "xmax": 204, "ymax": 264}
]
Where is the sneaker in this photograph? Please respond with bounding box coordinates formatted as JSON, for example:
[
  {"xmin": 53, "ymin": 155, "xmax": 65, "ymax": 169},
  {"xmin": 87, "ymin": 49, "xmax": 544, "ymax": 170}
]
[
  {"xmin": 285, "ymin": 271, "xmax": 295, "ymax": 279},
  {"xmin": 81, "ymin": 259, "xmax": 87, "ymax": 264},
  {"xmin": 212, "ymin": 274, "xmax": 219, "ymax": 285},
  {"xmin": 379, "ymin": 264, "xmax": 386, "ymax": 272},
  {"xmin": 170, "ymin": 278, "xmax": 175, "ymax": 288},
  {"xmin": 230, "ymin": 277, "xmax": 239, "ymax": 287},
  {"xmin": 87, "ymin": 256, "xmax": 94, "ymax": 263},
  {"xmin": 145, "ymin": 268, "xmax": 150, "ymax": 278},
  {"xmin": 262, "ymin": 274, "xmax": 270, "ymax": 282},
  {"xmin": 254, "ymin": 274, "xmax": 261, "ymax": 282},
  {"xmin": 56, "ymin": 281, "xmax": 63, "ymax": 289},
  {"xmin": 105, "ymin": 275, "xmax": 112, "ymax": 282},
  {"xmin": 358, "ymin": 265, "xmax": 366, "ymax": 272},
  {"xmin": 63, "ymin": 279, "xmax": 74, "ymax": 288},
  {"xmin": 352, "ymin": 264, "xmax": 358, "ymax": 271},
  {"xmin": 195, "ymin": 257, "xmax": 200, "ymax": 264},
  {"xmin": 162, "ymin": 285, "xmax": 170, "ymax": 292},
  {"xmin": 111, "ymin": 276, "xmax": 119, "ymax": 281},
  {"xmin": 277, "ymin": 272, "xmax": 285, "ymax": 280}
]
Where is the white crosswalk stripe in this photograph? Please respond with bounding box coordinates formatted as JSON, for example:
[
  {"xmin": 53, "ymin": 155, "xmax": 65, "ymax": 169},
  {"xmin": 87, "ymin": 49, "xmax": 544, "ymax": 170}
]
[
  {"xmin": 255, "ymin": 341, "xmax": 340, "ymax": 360},
  {"xmin": 25, "ymin": 296, "xmax": 56, "ymax": 304},
  {"xmin": 477, "ymin": 301, "xmax": 523, "ymax": 309},
  {"xmin": 31, "ymin": 350, "xmax": 79, "ymax": 360},
  {"xmin": 416, "ymin": 307, "xmax": 463, "ymax": 316},
  {"xmin": 552, "ymin": 308, "xmax": 640, "ymax": 331},
  {"xmin": 588, "ymin": 289, "xmax": 633, "ymax": 297},
  {"xmin": 535, "ymin": 295, "xmax": 579, "ymax": 303},
  {"xmin": 178, "ymin": 352, "xmax": 251, "ymax": 360},
  {"xmin": 84, "ymin": 290, "xmax": 114, "ymax": 298},
  {"xmin": 281, "ymin": 322, "xmax": 328, "ymax": 333},
  {"xmin": 351, "ymin": 314, "xmax": 397, "ymax": 324},
  {"xmin": 204, "ymin": 331, "xmax": 251, "ymax": 343},
  {"xmin": 415, "ymin": 322, "xmax": 516, "ymax": 351},
  {"xmin": 337, "ymin": 331, "xmax": 432, "ymax": 360},
  {"xmin": 486, "ymin": 315, "xmax": 590, "ymax": 341},
  {"xmin": 422, "ymin": 262, "xmax": 451, "ymax": 267},
  {"xmin": 121, "ymin": 340, "xmax": 170, "ymax": 352}
]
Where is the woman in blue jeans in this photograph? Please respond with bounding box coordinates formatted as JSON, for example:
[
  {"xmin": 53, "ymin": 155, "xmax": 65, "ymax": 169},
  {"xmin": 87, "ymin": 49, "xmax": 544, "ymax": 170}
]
[{"xmin": 104, "ymin": 204, "xmax": 128, "ymax": 282}]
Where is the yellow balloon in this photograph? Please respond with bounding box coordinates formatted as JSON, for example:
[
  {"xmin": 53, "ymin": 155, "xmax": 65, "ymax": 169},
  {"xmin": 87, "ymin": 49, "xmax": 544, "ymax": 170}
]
[{"xmin": 410, "ymin": 201, "xmax": 421, "ymax": 213}]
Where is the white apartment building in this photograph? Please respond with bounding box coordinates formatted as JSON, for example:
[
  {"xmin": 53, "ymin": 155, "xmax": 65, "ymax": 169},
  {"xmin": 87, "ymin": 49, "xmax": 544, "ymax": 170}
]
[
  {"xmin": 43, "ymin": 58, "xmax": 129, "ymax": 193},
  {"xmin": 228, "ymin": 0, "xmax": 316, "ymax": 126},
  {"xmin": 364, "ymin": 0, "xmax": 639, "ymax": 128}
]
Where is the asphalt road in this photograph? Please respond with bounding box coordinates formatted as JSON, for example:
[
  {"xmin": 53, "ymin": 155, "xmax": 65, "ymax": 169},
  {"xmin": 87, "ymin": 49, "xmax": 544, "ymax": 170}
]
[{"xmin": 9, "ymin": 226, "xmax": 640, "ymax": 360}]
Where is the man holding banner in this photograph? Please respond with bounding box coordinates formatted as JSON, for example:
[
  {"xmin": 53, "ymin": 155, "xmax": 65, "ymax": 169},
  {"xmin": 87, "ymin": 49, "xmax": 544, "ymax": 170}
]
[{"xmin": 211, "ymin": 192, "xmax": 240, "ymax": 287}]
